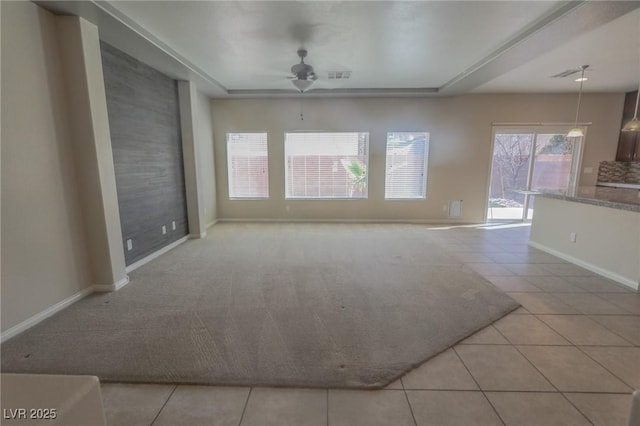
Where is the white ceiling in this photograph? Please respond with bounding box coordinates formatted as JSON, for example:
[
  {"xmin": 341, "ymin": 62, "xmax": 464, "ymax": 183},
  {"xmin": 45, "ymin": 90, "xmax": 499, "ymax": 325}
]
[
  {"xmin": 41, "ymin": 1, "xmax": 640, "ymax": 97},
  {"xmin": 475, "ymin": 7, "xmax": 640, "ymax": 93}
]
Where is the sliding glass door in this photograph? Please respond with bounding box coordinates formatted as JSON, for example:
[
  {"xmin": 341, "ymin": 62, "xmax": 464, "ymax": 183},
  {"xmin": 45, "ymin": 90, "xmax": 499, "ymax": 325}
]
[{"xmin": 487, "ymin": 127, "xmax": 582, "ymax": 222}]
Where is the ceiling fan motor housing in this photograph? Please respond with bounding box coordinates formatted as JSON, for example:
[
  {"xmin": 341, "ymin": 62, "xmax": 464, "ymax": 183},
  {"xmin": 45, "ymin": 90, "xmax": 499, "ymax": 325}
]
[{"xmin": 291, "ymin": 49, "xmax": 315, "ymax": 80}]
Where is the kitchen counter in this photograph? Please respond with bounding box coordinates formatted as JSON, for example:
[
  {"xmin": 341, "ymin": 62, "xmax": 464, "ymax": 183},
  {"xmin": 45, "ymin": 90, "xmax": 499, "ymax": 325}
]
[{"xmin": 537, "ymin": 186, "xmax": 640, "ymax": 213}]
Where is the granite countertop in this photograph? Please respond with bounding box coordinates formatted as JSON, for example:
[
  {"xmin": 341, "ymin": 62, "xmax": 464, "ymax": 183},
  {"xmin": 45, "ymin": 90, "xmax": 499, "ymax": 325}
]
[{"xmin": 536, "ymin": 186, "xmax": 640, "ymax": 213}]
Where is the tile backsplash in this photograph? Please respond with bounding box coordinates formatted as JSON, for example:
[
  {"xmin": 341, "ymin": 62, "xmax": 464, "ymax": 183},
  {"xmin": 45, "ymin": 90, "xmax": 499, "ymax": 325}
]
[{"xmin": 597, "ymin": 161, "xmax": 640, "ymax": 184}]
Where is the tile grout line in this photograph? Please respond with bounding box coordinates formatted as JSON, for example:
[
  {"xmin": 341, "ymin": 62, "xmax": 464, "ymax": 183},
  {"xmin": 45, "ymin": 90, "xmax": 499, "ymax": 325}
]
[
  {"xmin": 585, "ymin": 314, "xmax": 640, "ymax": 347},
  {"xmin": 451, "ymin": 346, "xmax": 506, "ymax": 426},
  {"xmin": 491, "ymin": 320, "xmax": 595, "ymax": 425},
  {"xmin": 489, "ymin": 321, "xmax": 597, "ymax": 426},
  {"xmin": 488, "ymin": 311, "xmax": 640, "ymax": 317},
  {"xmin": 504, "ymin": 292, "xmax": 581, "ymax": 314},
  {"xmin": 391, "ymin": 388, "xmax": 633, "ymax": 394},
  {"xmin": 533, "ymin": 312, "xmax": 637, "ymax": 348},
  {"xmin": 545, "ymin": 292, "xmax": 636, "ymax": 317},
  {"xmin": 400, "ymin": 378, "xmax": 418, "ymax": 426},
  {"xmin": 571, "ymin": 344, "xmax": 637, "ymax": 392},
  {"xmin": 460, "ymin": 341, "xmax": 637, "ymax": 348},
  {"xmin": 149, "ymin": 384, "xmax": 178, "ymax": 426},
  {"xmin": 237, "ymin": 387, "xmax": 252, "ymax": 426},
  {"xmin": 507, "ymin": 339, "xmax": 597, "ymax": 426}
]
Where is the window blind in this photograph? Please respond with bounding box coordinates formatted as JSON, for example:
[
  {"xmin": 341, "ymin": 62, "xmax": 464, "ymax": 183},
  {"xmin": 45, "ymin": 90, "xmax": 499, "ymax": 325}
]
[
  {"xmin": 385, "ymin": 132, "xmax": 429, "ymax": 199},
  {"xmin": 285, "ymin": 132, "xmax": 369, "ymax": 199},
  {"xmin": 227, "ymin": 133, "xmax": 269, "ymax": 199}
]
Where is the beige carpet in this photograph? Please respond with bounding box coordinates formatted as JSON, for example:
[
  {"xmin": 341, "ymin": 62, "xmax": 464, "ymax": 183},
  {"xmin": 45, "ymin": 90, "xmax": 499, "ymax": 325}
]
[{"xmin": 1, "ymin": 223, "xmax": 518, "ymax": 388}]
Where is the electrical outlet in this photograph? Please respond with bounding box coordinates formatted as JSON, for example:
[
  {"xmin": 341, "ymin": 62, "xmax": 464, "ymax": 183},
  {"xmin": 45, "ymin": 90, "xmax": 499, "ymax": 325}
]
[
  {"xmin": 126, "ymin": 239, "xmax": 133, "ymax": 251},
  {"xmin": 569, "ymin": 232, "xmax": 577, "ymax": 243},
  {"xmin": 172, "ymin": 221, "xmax": 176, "ymax": 231},
  {"xmin": 162, "ymin": 225, "xmax": 167, "ymax": 235}
]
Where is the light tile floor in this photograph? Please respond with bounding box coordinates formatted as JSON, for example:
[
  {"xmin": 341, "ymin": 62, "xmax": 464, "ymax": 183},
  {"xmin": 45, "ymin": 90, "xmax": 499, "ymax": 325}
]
[{"xmin": 101, "ymin": 224, "xmax": 639, "ymax": 426}]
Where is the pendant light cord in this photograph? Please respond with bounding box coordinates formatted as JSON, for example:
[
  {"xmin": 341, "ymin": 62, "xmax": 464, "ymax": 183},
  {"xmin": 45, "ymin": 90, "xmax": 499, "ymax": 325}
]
[
  {"xmin": 299, "ymin": 91, "xmax": 304, "ymax": 121},
  {"xmin": 635, "ymin": 38, "xmax": 640, "ymax": 119},
  {"xmin": 574, "ymin": 67, "xmax": 586, "ymax": 126}
]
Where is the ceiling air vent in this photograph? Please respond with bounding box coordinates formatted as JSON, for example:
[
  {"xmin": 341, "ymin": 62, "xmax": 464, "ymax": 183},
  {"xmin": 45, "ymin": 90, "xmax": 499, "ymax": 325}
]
[
  {"xmin": 551, "ymin": 67, "xmax": 592, "ymax": 79},
  {"xmin": 328, "ymin": 71, "xmax": 351, "ymax": 80}
]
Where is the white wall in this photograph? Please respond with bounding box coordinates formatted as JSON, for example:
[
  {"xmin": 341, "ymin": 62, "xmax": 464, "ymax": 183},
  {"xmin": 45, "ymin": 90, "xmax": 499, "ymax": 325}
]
[
  {"xmin": 0, "ymin": 0, "xmax": 626, "ymax": 336},
  {"xmin": 1, "ymin": 2, "xmax": 93, "ymax": 332},
  {"xmin": 178, "ymin": 80, "xmax": 204, "ymax": 237},
  {"xmin": 211, "ymin": 93, "xmax": 623, "ymax": 222},
  {"xmin": 196, "ymin": 90, "xmax": 217, "ymax": 225},
  {"xmin": 179, "ymin": 81, "xmax": 217, "ymax": 236},
  {"xmin": 530, "ymin": 196, "xmax": 639, "ymax": 289},
  {"xmin": 56, "ymin": 16, "xmax": 127, "ymax": 289}
]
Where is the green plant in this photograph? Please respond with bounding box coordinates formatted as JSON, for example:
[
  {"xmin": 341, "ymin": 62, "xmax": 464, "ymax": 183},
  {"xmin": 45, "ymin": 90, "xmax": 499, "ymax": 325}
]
[{"xmin": 340, "ymin": 159, "xmax": 367, "ymax": 195}]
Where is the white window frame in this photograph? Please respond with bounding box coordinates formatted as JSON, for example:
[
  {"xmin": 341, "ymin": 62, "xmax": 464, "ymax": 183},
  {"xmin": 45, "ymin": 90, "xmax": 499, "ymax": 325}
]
[
  {"xmin": 485, "ymin": 124, "xmax": 585, "ymax": 222},
  {"xmin": 284, "ymin": 131, "xmax": 370, "ymax": 200},
  {"xmin": 226, "ymin": 132, "xmax": 269, "ymax": 200},
  {"xmin": 384, "ymin": 132, "xmax": 430, "ymax": 200}
]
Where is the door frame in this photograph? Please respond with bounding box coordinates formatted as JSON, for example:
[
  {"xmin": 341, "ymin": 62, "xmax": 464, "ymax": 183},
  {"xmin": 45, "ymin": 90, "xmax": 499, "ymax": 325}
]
[{"xmin": 484, "ymin": 125, "xmax": 585, "ymax": 223}]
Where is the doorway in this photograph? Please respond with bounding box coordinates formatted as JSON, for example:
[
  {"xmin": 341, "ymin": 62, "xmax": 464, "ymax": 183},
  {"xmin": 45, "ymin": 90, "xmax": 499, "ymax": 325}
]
[{"xmin": 487, "ymin": 126, "xmax": 583, "ymax": 222}]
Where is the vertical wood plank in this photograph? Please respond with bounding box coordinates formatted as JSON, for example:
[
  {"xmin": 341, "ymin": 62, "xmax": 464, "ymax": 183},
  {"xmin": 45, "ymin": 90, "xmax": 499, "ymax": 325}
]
[{"xmin": 101, "ymin": 42, "xmax": 188, "ymax": 265}]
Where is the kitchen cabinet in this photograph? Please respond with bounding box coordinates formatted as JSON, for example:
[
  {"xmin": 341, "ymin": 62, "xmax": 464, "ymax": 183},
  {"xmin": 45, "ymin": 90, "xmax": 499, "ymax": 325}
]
[{"xmin": 616, "ymin": 90, "xmax": 639, "ymax": 162}]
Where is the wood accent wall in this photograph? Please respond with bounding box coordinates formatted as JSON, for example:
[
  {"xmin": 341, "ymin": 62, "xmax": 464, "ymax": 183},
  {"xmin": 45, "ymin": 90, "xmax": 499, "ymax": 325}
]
[{"xmin": 101, "ymin": 42, "xmax": 188, "ymax": 265}]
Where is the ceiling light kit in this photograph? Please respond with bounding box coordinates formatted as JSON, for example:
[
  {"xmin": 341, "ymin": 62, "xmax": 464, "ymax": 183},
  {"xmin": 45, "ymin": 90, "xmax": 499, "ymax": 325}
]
[
  {"xmin": 567, "ymin": 65, "xmax": 589, "ymax": 138},
  {"xmin": 290, "ymin": 49, "xmax": 317, "ymax": 93}
]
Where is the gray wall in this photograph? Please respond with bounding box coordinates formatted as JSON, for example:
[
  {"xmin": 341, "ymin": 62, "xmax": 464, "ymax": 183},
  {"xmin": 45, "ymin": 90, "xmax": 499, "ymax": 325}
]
[{"xmin": 101, "ymin": 42, "xmax": 188, "ymax": 265}]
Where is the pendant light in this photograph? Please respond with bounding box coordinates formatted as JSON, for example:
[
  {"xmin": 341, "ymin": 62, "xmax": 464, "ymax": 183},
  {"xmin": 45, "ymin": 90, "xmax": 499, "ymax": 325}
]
[
  {"xmin": 567, "ymin": 65, "xmax": 588, "ymax": 138},
  {"xmin": 622, "ymin": 88, "xmax": 640, "ymax": 132}
]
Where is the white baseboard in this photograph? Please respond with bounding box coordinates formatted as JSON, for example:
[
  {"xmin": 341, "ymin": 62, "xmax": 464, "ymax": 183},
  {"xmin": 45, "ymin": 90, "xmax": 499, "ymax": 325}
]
[
  {"xmin": 0, "ymin": 287, "xmax": 94, "ymax": 343},
  {"xmin": 125, "ymin": 236, "xmax": 189, "ymax": 273},
  {"xmin": 92, "ymin": 275, "xmax": 130, "ymax": 292},
  {"xmin": 528, "ymin": 240, "xmax": 639, "ymax": 291},
  {"xmin": 1, "ymin": 274, "xmax": 135, "ymax": 342},
  {"xmin": 206, "ymin": 220, "xmax": 217, "ymax": 229},
  {"xmin": 217, "ymin": 218, "xmax": 477, "ymax": 225}
]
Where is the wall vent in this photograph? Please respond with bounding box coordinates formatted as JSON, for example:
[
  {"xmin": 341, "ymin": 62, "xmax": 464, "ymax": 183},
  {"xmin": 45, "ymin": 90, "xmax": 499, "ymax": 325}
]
[
  {"xmin": 328, "ymin": 71, "xmax": 351, "ymax": 80},
  {"xmin": 448, "ymin": 200, "xmax": 463, "ymax": 218}
]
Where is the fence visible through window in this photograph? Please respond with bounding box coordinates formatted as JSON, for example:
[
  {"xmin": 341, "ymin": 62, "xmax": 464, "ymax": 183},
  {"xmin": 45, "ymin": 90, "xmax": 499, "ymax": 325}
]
[
  {"xmin": 285, "ymin": 132, "xmax": 369, "ymax": 199},
  {"xmin": 488, "ymin": 127, "xmax": 583, "ymax": 222},
  {"xmin": 227, "ymin": 132, "xmax": 269, "ymax": 199},
  {"xmin": 385, "ymin": 132, "xmax": 429, "ymax": 199}
]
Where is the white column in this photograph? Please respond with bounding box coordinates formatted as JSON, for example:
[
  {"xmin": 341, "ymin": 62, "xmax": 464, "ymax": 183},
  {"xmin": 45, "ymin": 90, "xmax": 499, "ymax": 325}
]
[
  {"xmin": 56, "ymin": 16, "xmax": 128, "ymax": 290},
  {"xmin": 178, "ymin": 80, "xmax": 207, "ymax": 238}
]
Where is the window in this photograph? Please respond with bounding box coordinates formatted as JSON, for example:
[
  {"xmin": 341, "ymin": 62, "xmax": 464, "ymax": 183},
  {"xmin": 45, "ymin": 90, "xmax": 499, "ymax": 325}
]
[
  {"xmin": 385, "ymin": 132, "xmax": 429, "ymax": 199},
  {"xmin": 487, "ymin": 126, "xmax": 583, "ymax": 221},
  {"xmin": 285, "ymin": 132, "xmax": 369, "ymax": 199},
  {"xmin": 226, "ymin": 133, "xmax": 269, "ymax": 199}
]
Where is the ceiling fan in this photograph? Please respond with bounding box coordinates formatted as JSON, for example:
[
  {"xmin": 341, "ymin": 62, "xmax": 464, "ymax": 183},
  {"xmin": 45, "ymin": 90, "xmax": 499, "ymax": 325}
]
[{"xmin": 289, "ymin": 49, "xmax": 317, "ymax": 92}]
